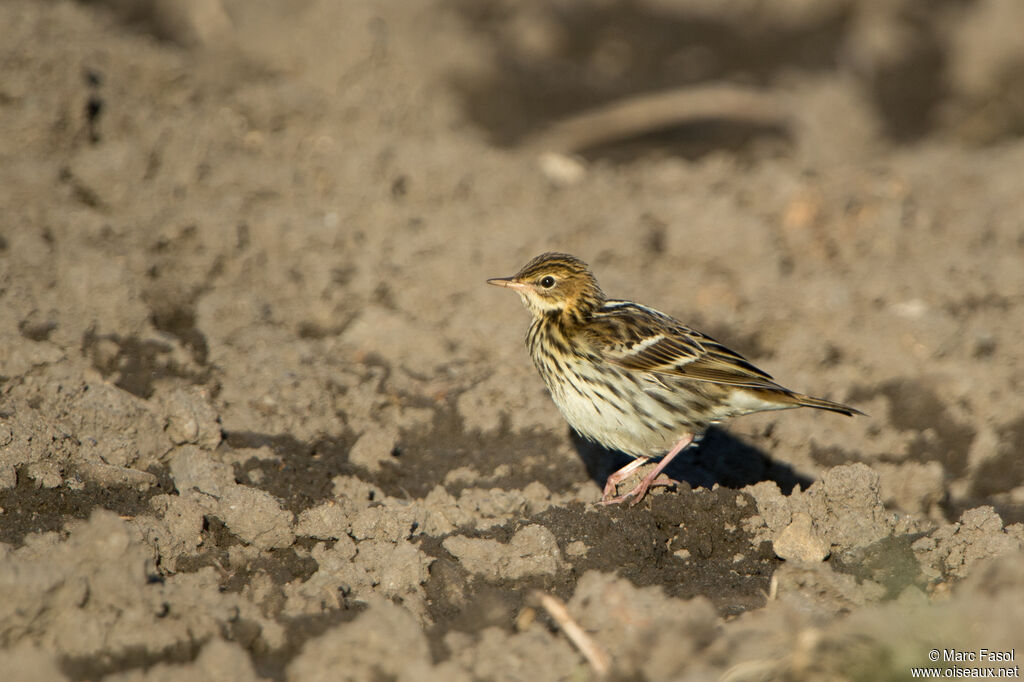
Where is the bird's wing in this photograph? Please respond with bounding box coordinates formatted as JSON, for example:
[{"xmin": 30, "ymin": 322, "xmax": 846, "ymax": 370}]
[{"xmin": 585, "ymin": 301, "xmax": 782, "ymax": 390}]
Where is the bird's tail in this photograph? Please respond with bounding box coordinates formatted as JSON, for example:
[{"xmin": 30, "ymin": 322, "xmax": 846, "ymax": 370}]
[{"xmin": 792, "ymin": 392, "xmax": 865, "ymax": 417}]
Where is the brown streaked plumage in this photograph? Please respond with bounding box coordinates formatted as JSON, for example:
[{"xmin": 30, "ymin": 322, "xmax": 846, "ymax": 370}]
[{"xmin": 488, "ymin": 252, "xmax": 863, "ymax": 506}]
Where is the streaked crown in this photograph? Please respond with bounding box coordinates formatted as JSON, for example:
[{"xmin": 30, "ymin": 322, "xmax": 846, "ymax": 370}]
[{"xmin": 488, "ymin": 252, "xmax": 606, "ymax": 319}]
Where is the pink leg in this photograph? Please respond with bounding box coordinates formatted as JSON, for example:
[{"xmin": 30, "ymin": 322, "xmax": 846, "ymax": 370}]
[
  {"xmin": 601, "ymin": 433, "xmax": 694, "ymax": 507},
  {"xmin": 601, "ymin": 457, "xmax": 648, "ymax": 501}
]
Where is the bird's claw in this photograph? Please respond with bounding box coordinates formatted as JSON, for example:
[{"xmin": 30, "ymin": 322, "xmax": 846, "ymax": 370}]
[{"xmin": 598, "ymin": 474, "xmax": 676, "ymax": 507}]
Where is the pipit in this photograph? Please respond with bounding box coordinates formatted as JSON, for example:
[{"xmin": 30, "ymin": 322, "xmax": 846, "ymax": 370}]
[{"xmin": 488, "ymin": 252, "xmax": 862, "ymax": 506}]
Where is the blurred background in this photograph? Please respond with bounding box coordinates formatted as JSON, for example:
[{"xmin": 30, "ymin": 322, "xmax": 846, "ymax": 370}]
[{"xmin": 1, "ymin": 0, "xmax": 1022, "ymax": 679}]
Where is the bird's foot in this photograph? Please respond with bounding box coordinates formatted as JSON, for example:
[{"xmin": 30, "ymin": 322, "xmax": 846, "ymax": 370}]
[
  {"xmin": 598, "ymin": 474, "xmax": 675, "ymax": 506},
  {"xmin": 600, "ymin": 457, "xmax": 648, "ymax": 500}
]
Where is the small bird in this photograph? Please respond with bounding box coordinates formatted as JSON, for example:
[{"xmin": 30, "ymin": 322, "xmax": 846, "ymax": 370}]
[{"xmin": 488, "ymin": 252, "xmax": 862, "ymax": 506}]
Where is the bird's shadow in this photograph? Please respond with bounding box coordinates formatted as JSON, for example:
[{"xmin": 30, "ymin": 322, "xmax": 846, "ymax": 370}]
[{"xmin": 570, "ymin": 426, "xmax": 813, "ymax": 495}]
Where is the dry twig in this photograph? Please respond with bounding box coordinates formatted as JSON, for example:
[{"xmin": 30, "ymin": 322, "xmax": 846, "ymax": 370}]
[
  {"xmin": 533, "ymin": 591, "xmax": 611, "ymax": 676},
  {"xmin": 524, "ymin": 83, "xmax": 791, "ymax": 154}
]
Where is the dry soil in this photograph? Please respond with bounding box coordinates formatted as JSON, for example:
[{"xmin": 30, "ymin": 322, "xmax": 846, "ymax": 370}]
[{"xmin": 1, "ymin": 1, "xmax": 1023, "ymax": 680}]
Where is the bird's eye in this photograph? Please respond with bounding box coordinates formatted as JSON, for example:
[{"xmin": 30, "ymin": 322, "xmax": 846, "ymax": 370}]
[{"xmin": 540, "ymin": 276, "xmax": 556, "ymax": 289}]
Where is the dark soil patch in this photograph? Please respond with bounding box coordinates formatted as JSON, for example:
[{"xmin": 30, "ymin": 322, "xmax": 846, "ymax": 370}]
[
  {"xmin": 378, "ymin": 405, "xmax": 585, "ymax": 498},
  {"xmin": 0, "ymin": 466, "xmax": 173, "ymax": 546},
  {"xmin": 228, "ymin": 431, "xmax": 358, "ymax": 514}
]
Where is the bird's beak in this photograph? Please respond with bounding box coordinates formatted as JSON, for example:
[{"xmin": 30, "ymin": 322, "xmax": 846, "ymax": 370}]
[{"xmin": 487, "ymin": 277, "xmax": 529, "ymax": 291}]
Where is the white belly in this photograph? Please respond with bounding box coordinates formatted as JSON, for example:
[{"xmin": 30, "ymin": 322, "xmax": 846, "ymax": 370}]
[{"xmin": 542, "ymin": 358, "xmax": 691, "ymax": 457}]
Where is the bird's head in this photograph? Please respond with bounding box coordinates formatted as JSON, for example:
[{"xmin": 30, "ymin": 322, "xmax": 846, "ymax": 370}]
[{"xmin": 488, "ymin": 252, "xmax": 606, "ymax": 320}]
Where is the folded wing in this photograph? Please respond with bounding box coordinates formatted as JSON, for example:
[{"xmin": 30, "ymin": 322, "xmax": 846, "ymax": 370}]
[{"xmin": 586, "ymin": 302, "xmax": 784, "ymax": 391}]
